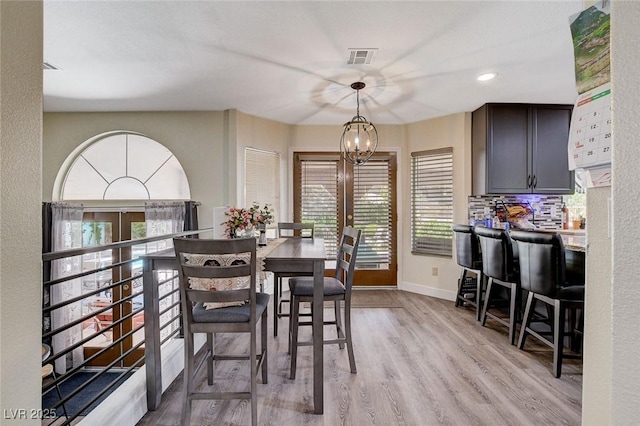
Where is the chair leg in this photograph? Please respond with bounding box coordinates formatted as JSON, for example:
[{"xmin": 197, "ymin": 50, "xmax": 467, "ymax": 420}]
[
  {"xmin": 181, "ymin": 331, "xmax": 194, "ymax": 426},
  {"xmin": 51, "ymin": 370, "xmax": 69, "ymax": 419},
  {"xmin": 553, "ymin": 300, "xmax": 565, "ymax": 378},
  {"xmin": 261, "ymin": 309, "xmax": 268, "ymax": 384},
  {"xmin": 273, "ymin": 276, "xmax": 280, "ymax": 337},
  {"xmin": 475, "ymin": 272, "xmax": 484, "ymax": 322},
  {"xmin": 480, "ymin": 278, "xmax": 494, "ymax": 326},
  {"xmin": 455, "ymin": 269, "xmax": 467, "ymax": 307},
  {"xmin": 344, "ymin": 301, "xmax": 356, "ymax": 374},
  {"xmin": 517, "ymin": 292, "xmax": 535, "ymax": 349},
  {"xmin": 509, "ymin": 282, "xmax": 519, "ymax": 345},
  {"xmin": 335, "ymin": 300, "xmax": 345, "ymax": 349},
  {"xmin": 207, "ymin": 333, "xmax": 214, "ymax": 385},
  {"xmin": 250, "ymin": 323, "xmax": 258, "ymax": 425},
  {"xmin": 289, "ymin": 295, "xmax": 300, "ymax": 380}
]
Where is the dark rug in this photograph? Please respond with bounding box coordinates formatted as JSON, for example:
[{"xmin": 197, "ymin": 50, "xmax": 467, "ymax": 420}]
[{"xmin": 42, "ymin": 371, "xmax": 132, "ymax": 418}]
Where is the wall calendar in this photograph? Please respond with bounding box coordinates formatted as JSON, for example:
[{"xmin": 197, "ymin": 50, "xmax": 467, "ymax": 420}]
[{"xmin": 568, "ymin": 81, "xmax": 611, "ymax": 171}]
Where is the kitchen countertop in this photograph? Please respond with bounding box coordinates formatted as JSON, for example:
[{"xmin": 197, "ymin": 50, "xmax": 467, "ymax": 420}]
[{"xmin": 532, "ymin": 229, "xmax": 586, "ymax": 252}]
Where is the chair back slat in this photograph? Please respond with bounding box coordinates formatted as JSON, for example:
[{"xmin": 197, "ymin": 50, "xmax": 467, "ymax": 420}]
[
  {"xmin": 278, "ymin": 222, "xmax": 314, "ymax": 238},
  {"xmin": 180, "ymin": 263, "xmax": 252, "ymax": 279},
  {"xmin": 335, "ymin": 226, "xmax": 362, "ymax": 290}
]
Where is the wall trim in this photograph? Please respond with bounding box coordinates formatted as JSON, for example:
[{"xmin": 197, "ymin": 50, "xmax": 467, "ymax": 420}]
[{"xmin": 399, "ymin": 281, "xmax": 456, "ymax": 301}]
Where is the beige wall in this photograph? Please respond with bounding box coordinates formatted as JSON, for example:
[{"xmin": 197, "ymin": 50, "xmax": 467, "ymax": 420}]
[
  {"xmin": 582, "ymin": 185, "xmax": 612, "ymax": 424},
  {"xmin": 401, "ymin": 113, "xmax": 472, "ymax": 298},
  {"xmin": 43, "ymin": 111, "xmax": 227, "ymax": 228},
  {"xmin": 609, "ymin": 0, "xmax": 640, "ymax": 422},
  {"xmin": 235, "ymin": 111, "xmax": 291, "ymax": 218},
  {"xmin": 0, "ymin": 1, "xmax": 43, "ymax": 421}
]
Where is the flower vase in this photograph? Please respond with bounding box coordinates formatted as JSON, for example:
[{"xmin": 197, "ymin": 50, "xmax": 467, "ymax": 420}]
[{"xmin": 258, "ymin": 224, "xmax": 267, "ymax": 246}]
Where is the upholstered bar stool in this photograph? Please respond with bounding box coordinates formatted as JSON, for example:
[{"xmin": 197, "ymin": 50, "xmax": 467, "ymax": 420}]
[
  {"xmin": 452, "ymin": 224, "xmax": 484, "ymax": 321},
  {"xmin": 475, "ymin": 226, "xmax": 521, "ymax": 345},
  {"xmin": 509, "ymin": 230, "xmax": 584, "ymax": 378}
]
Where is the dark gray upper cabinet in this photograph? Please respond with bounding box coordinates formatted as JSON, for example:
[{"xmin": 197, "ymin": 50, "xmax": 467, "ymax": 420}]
[{"xmin": 472, "ymin": 103, "xmax": 574, "ymax": 195}]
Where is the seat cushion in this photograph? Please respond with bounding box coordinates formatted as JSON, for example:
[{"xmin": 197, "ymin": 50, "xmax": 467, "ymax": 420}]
[
  {"xmin": 192, "ymin": 292, "xmax": 270, "ymax": 323},
  {"xmin": 555, "ymin": 285, "xmax": 585, "ymax": 301},
  {"xmin": 289, "ymin": 276, "xmax": 346, "ymax": 297}
]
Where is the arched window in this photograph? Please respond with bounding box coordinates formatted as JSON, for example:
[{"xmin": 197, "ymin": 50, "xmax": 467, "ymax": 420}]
[{"xmin": 59, "ymin": 131, "xmax": 190, "ymax": 200}]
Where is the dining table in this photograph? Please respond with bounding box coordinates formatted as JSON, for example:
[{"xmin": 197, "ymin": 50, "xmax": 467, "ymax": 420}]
[
  {"xmin": 141, "ymin": 236, "xmax": 327, "ymax": 414},
  {"xmin": 262, "ymin": 237, "xmax": 326, "ymax": 414}
]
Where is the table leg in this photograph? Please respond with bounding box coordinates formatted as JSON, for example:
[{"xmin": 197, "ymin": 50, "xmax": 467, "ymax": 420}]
[{"xmin": 312, "ymin": 258, "xmax": 324, "ymax": 414}]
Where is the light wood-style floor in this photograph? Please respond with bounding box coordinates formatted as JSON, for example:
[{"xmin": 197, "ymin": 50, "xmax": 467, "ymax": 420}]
[{"xmin": 138, "ymin": 290, "xmax": 582, "ymax": 425}]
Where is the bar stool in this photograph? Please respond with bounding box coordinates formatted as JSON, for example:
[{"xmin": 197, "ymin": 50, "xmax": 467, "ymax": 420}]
[
  {"xmin": 272, "ymin": 222, "xmax": 314, "ymax": 336},
  {"xmin": 452, "ymin": 224, "xmax": 484, "ymax": 321},
  {"xmin": 509, "ymin": 230, "xmax": 584, "ymax": 378},
  {"xmin": 475, "ymin": 226, "xmax": 521, "ymax": 345}
]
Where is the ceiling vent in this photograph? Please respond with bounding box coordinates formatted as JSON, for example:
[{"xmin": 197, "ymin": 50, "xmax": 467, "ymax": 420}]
[
  {"xmin": 43, "ymin": 61, "xmax": 60, "ymax": 70},
  {"xmin": 347, "ymin": 48, "xmax": 378, "ymax": 65}
]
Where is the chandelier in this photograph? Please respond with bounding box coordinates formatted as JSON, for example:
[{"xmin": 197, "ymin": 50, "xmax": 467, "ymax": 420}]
[{"xmin": 340, "ymin": 82, "xmax": 378, "ymax": 166}]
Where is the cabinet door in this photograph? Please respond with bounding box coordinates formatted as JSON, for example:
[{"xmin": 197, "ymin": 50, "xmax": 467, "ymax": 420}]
[
  {"xmin": 531, "ymin": 106, "xmax": 575, "ymax": 194},
  {"xmin": 487, "ymin": 105, "xmax": 530, "ymax": 193}
]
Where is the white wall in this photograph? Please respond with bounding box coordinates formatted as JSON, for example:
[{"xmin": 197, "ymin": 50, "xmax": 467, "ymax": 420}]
[
  {"xmin": 401, "ymin": 113, "xmax": 472, "ymax": 299},
  {"xmin": 0, "ymin": 1, "xmax": 43, "ymax": 422}
]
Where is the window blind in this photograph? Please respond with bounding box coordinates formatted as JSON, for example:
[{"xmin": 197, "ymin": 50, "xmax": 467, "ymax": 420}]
[
  {"xmin": 411, "ymin": 148, "xmax": 453, "ymax": 256},
  {"xmin": 297, "ymin": 158, "xmax": 340, "ymax": 258},
  {"xmin": 353, "ymin": 160, "xmax": 392, "ymax": 269},
  {"xmin": 245, "ymin": 148, "xmax": 280, "ymax": 223}
]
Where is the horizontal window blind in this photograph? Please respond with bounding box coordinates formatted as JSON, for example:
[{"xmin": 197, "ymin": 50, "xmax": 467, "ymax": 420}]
[
  {"xmin": 411, "ymin": 148, "xmax": 453, "ymax": 256},
  {"xmin": 298, "ymin": 159, "xmax": 339, "ymax": 258},
  {"xmin": 245, "ymin": 148, "xmax": 280, "ymax": 223},
  {"xmin": 353, "ymin": 160, "xmax": 392, "ymax": 269}
]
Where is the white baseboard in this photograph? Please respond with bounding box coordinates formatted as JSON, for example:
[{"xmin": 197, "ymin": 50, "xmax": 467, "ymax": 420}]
[
  {"xmin": 398, "ymin": 281, "xmax": 457, "ymax": 301},
  {"xmin": 78, "ymin": 335, "xmax": 204, "ymax": 426}
]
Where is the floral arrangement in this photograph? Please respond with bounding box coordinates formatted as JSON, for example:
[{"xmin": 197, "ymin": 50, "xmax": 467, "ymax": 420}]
[
  {"xmin": 250, "ymin": 202, "xmax": 274, "ymax": 227},
  {"xmin": 223, "ymin": 203, "xmax": 274, "ymax": 238}
]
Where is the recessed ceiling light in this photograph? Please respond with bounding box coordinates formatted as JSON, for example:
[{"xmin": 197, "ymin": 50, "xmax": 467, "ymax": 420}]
[{"xmin": 477, "ymin": 72, "xmax": 498, "ymax": 81}]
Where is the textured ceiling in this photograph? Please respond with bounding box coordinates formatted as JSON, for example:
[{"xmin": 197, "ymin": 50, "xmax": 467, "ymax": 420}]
[{"xmin": 43, "ymin": 1, "xmax": 584, "ymax": 125}]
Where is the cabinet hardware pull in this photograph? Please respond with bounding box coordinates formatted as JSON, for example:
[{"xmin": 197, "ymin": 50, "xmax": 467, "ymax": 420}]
[
  {"xmin": 527, "ymin": 175, "xmax": 532, "ymax": 188},
  {"xmin": 533, "ymin": 175, "xmax": 537, "ymax": 188}
]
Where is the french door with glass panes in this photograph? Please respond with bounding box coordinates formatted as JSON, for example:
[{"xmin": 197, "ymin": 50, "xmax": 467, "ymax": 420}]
[
  {"xmin": 81, "ymin": 211, "xmax": 146, "ymax": 366},
  {"xmin": 293, "ymin": 152, "xmax": 397, "ymax": 286}
]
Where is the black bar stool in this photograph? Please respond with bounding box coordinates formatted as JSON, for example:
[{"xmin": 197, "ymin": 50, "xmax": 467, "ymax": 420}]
[
  {"xmin": 452, "ymin": 224, "xmax": 484, "ymax": 321},
  {"xmin": 509, "ymin": 230, "xmax": 584, "ymax": 378},
  {"xmin": 475, "ymin": 226, "xmax": 521, "ymax": 345}
]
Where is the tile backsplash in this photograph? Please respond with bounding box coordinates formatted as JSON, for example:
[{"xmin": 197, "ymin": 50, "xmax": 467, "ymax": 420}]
[{"xmin": 468, "ymin": 194, "xmax": 564, "ymax": 230}]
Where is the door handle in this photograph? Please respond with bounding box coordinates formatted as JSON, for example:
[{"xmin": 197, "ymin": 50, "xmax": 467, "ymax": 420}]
[
  {"xmin": 347, "ymin": 214, "xmax": 353, "ymax": 220},
  {"xmin": 527, "ymin": 175, "xmax": 532, "ymax": 188},
  {"xmin": 532, "ymin": 175, "xmax": 537, "ymax": 188}
]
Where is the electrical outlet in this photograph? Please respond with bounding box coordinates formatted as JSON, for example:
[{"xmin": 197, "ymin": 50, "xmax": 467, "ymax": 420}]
[{"xmin": 432, "ymin": 267, "xmax": 438, "ymax": 276}]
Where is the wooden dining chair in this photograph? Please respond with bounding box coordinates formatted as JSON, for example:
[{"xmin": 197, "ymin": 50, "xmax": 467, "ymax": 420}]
[
  {"xmin": 173, "ymin": 237, "xmax": 269, "ymax": 425},
  {"xmin": 272, "ymin": 222, "xmax": 315, "ymax": 337},
  {"xmin": 288, "ymin": 226, "xmax": 361, "ymax": 379},
  {"xmin": 509, "ymin": 230, "xmax": 584, "ymax": 377}
]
